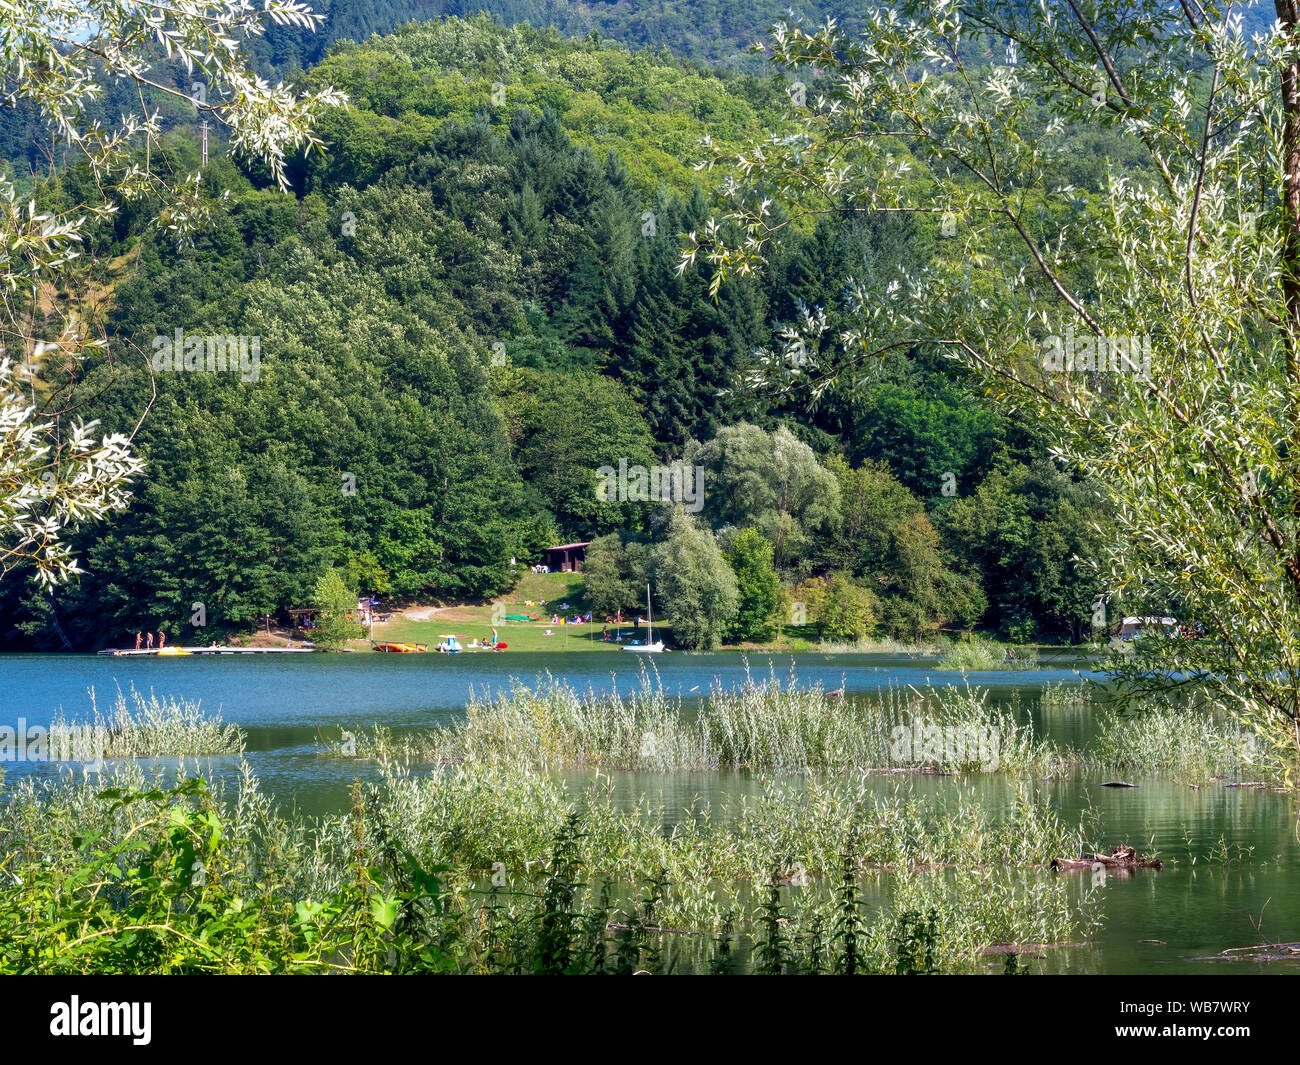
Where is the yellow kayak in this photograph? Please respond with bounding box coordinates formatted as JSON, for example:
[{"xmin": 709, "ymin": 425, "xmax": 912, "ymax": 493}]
[{"xmin": 156, "ymin": 646, "xmax": 191, "ymax": 656}]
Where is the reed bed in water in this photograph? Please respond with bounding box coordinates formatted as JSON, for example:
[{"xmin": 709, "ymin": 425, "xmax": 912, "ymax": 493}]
[
  {"xmin": 46, "ymin": 686, "xmax": 245, "ymax": 759},
  {"xmin": 936, "ymin": 636, "xmax": 1039, "ymax": 671},
  {"xmin": 1, "ymin": 674, "xmax": 1269, "ymax": 974},
  {"xmin": 0, "ymin": 761, "xmax": 1092, "ymax": 973},
  {"xmin": 1037, "ymin": 682, "xmax": 1286, "ymax": 784},
  {"xmin": 1038, "ymin": 681, "xmax": 1091, "ymax": 712},
  {"xmin": 816, "ymin": 635, "xmax": 943, "ymax": 654},
  {"xmin": 320, "ymin": 668, "xmax": 1062, "ymax": 775},
  {"xmin": 366, "ymin": 762, "xmax": 1090, "ymax": 887},
  {"xmin": 1084, "ymin": 705, "xmax": 1274, "ymax": 784}
]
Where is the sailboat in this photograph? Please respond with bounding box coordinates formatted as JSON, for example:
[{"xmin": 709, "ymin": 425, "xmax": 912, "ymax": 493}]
[{"xmin": 622, "ymin": 583, "xmax": 665, "ymax": 653}]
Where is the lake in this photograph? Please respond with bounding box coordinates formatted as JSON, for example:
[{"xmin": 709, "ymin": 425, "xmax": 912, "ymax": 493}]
[{"xmin": 2, "ymin": 649, "xmax": 1297, "ymax": 974}]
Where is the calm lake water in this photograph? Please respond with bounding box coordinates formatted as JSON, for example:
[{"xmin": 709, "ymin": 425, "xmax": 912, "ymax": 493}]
[{"xmin": 2, "ymin": 649, "xmax": 1297, "ymax": 974}]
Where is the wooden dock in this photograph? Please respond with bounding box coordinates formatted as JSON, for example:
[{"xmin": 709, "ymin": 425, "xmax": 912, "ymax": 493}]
[{"xmin": 97, "ymin": 646, "xmax": 321, "ymax": 656}]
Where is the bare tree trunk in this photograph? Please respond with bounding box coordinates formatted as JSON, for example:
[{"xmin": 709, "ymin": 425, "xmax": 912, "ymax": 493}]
[
  {"xmin": 46, "ymin": 595, "xmax": 74, "ymax": 652},
  {"xmin": 1277, "ymin": 3, "xmax": 1300, "ymax": 589}
]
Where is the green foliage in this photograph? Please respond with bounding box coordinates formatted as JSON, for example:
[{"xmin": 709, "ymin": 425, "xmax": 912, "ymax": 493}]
[
  {"xmin": 881, "ymin": 513, "xmax": 986, "ymax": 641},
  {"xmin": 583, "ymin": 532, "xmax": 651, "ymax": 618},
  {"xmin": 648, "ymin": 507, "xmax": 737, "ymax": 650},
  {"xmin": 752, "ymin": 874, "xmax": 791, "ymax": 975},
  {"xmin": 242, "ymin": 1, "xmax": 871, "ymax": 79},
  {"xmin": 370, "ymin": 667, "xmax": 1059, "ymax": 775},
  {"xmin": 50, "ymin": 688, "xmax": 245, "ymax": 759},
  {"xmin": 0, "ymin": 759, "xmax": 1086, "ymax": 973},
  {"xmin": 496, "ymin": 368, "xmax": 657, "ymax": 539},
  {"xmin": 691, "ymin": 2, "xmax": 1300, "ymax": 763},
  {"xmin": 532, "ymin": 812, "xmax": 583, "ymax": 974},
  {"xmin": 311, "ymin": 568, "xmax": 363, "ymax": 648},
  {"xmin": 723, "ymin": 528, "xmax": 782, "ymax": 640},
  {"xmin": 0, "ymin": 0, "xmax": 341, "ymax": 590},
  {"xmin": 851, "ymin": 382, "xmax": 1003, "ymax": 499},
  {"xmin": 0, "ymin": 777, "xmax": 454, "ymax": 974},
  {"xmin": 1086, "ymin": 706, "xmax": 1277, "ymax": 786},
  {"xmin": 937, "ymin": 636, "xmax": 1037, "ymax": 672},
  {"xmin": 832, "ymin": 849, "xmax": 864, "ymax": 975},
  {"xmin": 823, "ymin": 454, "xmax": 923, "ymax": 576},
  {"xmin": 689, "ymin": 423, "xmax": 840, "ymax": 569},
  {"xmin": 303, "ymin": 15, "xmax": 793, "ymax": 196},
  {"xmin": 938, "ymin": 464, "xmax": 1108, "ymax": 640},
  {"xmin": 891, "ymin": 908, "xmax": 941, "ymax": 976},
  {"xmin": 813, "ymin": 574, "xmax": 878, "ymax": 643}
]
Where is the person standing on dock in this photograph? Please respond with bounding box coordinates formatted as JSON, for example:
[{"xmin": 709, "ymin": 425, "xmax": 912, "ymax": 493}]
[
  {"xmin": 134, "ymin": 631, "xmax": 142, "ymax": 650},
  {"xmin": 145, "ymin": 632, "xmax": 154, "ymax": 650},
  {"xmin": 158, "ymin": 630, "xmax": 166, "ymax": 649}
]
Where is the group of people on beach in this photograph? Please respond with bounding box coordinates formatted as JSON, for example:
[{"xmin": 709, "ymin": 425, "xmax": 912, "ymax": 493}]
[
  {"xmin": 133, "ymin": 630, "xmax": 167, "ymax": 650},
  {"xmin": 549, "ymin": 612, "xmax": 592, "ymax": 625}
]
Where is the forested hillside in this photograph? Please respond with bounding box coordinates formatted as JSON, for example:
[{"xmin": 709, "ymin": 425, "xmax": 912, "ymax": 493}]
[
  {"xmin": 243, "ymin": 1, "xmax": 1290, "ymax": 78},
  {"xmin": 0, "ymin": 0, "xmax": 1280, "ymax": 179},
  {"xmin": 245, "ymin": 0, "xmax": 868, "ymax": 75},
  {"xmin": 1, "ymin": 14, "xmax": 1111, "ymax": 649}
]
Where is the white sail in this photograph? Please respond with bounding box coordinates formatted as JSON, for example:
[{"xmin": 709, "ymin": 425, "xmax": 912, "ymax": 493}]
[{"xmin": 623, "ymin": 582, "xmax": 665, "ymax": 652}]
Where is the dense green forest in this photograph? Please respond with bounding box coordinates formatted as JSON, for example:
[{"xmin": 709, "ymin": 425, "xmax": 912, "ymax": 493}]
[
  {"xmin": 234, "ymin": 0, "xmax": 1294, "ymax": 80},
  {"xmin": 0, "ymin": 0, "xmax": 850, "ymax": 178},
  {"xmin": 243, "ymin": 0, "xmax": 869, "ymax": 75},
  {"xmin": 0, "ymin": 12, "xmax": 1118, "ymax": 650}
]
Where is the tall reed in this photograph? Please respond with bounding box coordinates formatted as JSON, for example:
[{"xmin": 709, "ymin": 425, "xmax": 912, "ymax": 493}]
[
  {"xmin": 322, "ymin": 669, "xmax": 1059, "ymax": 775},
  {"xmin": 1085, "ymin": 705, "xmax": 1268, "ymax": 784},
  {"xmin": 0, "ymin": 761, "xmax": 1093, "ymax": 974},
  {"xmin": 48, "ymin": 686, "xmax": 245, "ymax": 758}
]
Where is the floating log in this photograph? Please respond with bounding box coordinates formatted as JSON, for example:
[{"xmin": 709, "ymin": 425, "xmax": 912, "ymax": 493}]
[
  {"xmin": 1191, "ymin": 943, "xmax": 1300, "ymax": 963},
  {"xmin": 1099, "ymin": 781, "xmax": 1138, "ymax": 788},
  {"xmin": 1052, "ymin": 845, "xmax": 1163, "ymax": 872}
]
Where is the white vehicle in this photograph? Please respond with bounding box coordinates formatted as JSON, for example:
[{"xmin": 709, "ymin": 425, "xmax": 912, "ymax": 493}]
[{"xmin": 1119, "ymin": 616, "xmax": 1177, "ymax": 641}]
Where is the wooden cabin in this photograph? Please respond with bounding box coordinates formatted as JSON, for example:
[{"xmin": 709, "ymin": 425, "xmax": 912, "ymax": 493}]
[{"xmin": 541, "ymin": 542, "xmax": 591, "ymax": 573}]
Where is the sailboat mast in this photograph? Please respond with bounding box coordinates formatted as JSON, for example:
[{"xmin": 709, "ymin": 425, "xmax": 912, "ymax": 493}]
[{"xmin": 646, "ymin": 583, "xmax": 653, "ymax": 642}]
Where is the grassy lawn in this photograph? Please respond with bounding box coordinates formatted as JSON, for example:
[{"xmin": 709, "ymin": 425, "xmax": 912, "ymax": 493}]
[
  {"xmin": 367, "ymin": 618, "xmax": 629, "ymax": 652},
  {"xmin": 348, "ymin": 571, "xmax": 1067, "ymax": 656},
  {"xmin": 354, "ymin": 570, "xmax": 659, "ymax": 652}
]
